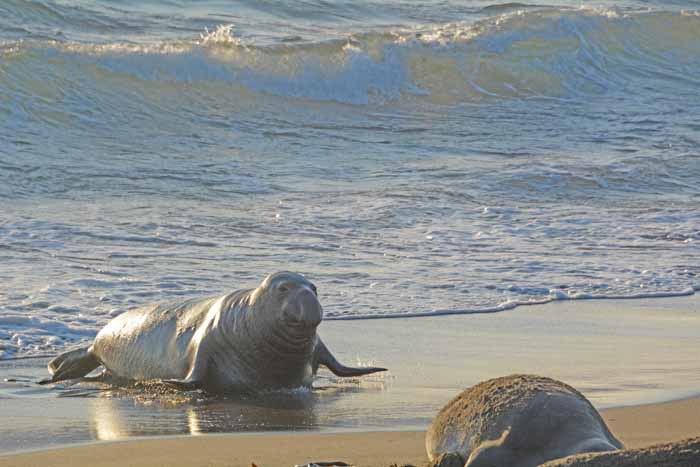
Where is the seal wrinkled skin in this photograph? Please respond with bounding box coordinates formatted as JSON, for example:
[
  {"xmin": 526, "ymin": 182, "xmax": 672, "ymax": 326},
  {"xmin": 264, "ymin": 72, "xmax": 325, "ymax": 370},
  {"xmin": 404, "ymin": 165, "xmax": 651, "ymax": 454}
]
[
  {"xmin": 42, "ymin": 271, "xmax": 386, "ymax": 393},
  {"xmin": 426, "ymin": 374, "xmax": 623, "ymax": 467}
]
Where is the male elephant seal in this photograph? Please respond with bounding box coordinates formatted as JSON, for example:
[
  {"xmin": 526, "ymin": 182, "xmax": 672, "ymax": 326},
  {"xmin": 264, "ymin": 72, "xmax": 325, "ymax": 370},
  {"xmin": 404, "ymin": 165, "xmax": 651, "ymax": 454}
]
[
  {"xmin": 426, "ymin": 374, "xmax": 622, "ymax": 467},
  {"xmin": 40, "ymin": 271, "xmax": 386, "ymax": 392}
]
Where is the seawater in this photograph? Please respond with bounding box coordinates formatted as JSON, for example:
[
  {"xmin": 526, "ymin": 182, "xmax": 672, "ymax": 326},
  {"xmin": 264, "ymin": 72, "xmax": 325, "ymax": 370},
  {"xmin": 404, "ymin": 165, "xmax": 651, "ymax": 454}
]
[{"xmin": 1, "ymin": 0, "xmax": 699, "ymax": 358}]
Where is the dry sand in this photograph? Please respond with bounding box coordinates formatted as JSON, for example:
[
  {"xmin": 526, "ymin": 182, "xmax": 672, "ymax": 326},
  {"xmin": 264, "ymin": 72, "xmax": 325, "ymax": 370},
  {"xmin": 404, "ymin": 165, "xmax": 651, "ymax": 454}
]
[
  {"xmin": 1, "ymin": 395, "xmax": 698, "ymax": 467},
  {"xmin": 603, "ymin": 396, "xmax": 700, "ymax": 449}
]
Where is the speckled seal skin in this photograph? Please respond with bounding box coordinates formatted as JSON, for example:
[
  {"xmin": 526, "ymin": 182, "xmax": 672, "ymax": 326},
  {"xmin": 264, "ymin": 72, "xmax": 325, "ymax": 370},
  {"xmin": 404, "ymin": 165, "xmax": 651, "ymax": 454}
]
[
  {"xmin": 426, "ymin": 374, "xmax": 623, "ymax": 467},
  {"xmin": 41, "ymin": 271, "xmax": 386, "ymax": 393},
  {"xmin": 539, "ymin": 437, "xmax": 700, "ymax": 467}
]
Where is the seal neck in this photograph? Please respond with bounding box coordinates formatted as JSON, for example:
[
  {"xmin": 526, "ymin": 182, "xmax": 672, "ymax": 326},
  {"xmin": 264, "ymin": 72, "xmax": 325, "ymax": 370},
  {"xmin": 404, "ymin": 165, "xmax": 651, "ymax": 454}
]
[{"xmin": 218, "ymin": 291, "xmax": 317, "ymax": 384}]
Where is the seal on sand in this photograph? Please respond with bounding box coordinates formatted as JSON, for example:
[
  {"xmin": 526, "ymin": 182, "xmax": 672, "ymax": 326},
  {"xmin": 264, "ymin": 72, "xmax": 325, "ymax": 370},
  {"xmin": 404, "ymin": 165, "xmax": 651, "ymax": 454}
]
[
  {"xmin": 539, "ymin": 437, "xmax": 700, "ymax": 467},
  {"xmin": 40, "ymin": 271, "xmax": 386, "ymax": 393},
  {"xmin": 426, "ymin": 374, "xmax": 622, "ymax": 467}
]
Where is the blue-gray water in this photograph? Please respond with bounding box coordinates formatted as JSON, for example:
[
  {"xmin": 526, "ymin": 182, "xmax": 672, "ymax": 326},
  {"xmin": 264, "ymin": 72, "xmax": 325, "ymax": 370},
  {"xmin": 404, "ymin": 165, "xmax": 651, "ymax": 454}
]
[{"xmin": 1, "ymin": 0, "xmax": 699, "ymax": 358}]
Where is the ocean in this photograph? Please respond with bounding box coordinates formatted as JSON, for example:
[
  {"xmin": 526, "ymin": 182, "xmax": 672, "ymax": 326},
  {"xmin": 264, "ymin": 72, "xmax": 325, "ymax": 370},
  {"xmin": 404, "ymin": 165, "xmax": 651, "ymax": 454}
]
[
  {"xmin": 1, "ymin": 1, "xmax": 699, "ymax": 359},
  {"xmin": 1, "ymin": 0, "xmax": 700, "ymax": 454}
]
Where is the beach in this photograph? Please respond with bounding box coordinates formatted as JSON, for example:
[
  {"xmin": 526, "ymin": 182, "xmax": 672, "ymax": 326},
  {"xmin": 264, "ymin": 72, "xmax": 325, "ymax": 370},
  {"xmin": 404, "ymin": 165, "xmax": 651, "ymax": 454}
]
[
  {"xmin": 1, "ymin": 296, "xmax": 699, "ymax": 465},
  {"xmin": 1, "ymin": 396, "xmax": 698, "ymax": 467},
  {"xmin": 2, "ymin": 0, "xmax": 700, "ymax": 465}
]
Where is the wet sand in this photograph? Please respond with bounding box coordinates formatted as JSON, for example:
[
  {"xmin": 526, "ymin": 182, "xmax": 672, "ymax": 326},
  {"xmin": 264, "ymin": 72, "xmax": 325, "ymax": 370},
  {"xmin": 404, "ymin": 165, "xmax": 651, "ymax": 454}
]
[
  {"xmin": 0, "ymin": 295, "xmax": 698, "ymax": 464},
  {"xmin": 1, "ymin": 396, "xmax": 698, "ymax": 467}
]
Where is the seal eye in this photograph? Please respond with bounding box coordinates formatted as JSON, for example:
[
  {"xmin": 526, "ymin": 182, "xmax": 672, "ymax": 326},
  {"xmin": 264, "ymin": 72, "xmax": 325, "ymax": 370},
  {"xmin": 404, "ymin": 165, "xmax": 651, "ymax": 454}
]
[
  {"xmin": 310, "ymin": 284, "xmax": 318, "ymax": 296},
  {"xmin": 278, "ymin": 283, "xmax": 290, "ymax": 293}
]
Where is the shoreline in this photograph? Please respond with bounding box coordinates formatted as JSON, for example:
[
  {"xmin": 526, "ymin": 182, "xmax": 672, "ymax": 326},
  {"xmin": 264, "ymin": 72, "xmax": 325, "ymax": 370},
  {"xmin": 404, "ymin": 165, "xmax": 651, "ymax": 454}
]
[
  {"xmin": 324, "ymin": 288, "xmax": 699, "ymax": 321},
  {"xmin": 3, "ymin": 291, "xmax": 698, "ymax": 362},
  {"xmin": 2, "ymin": 395, "xmax": 699, "ymax": 466},
  {"xmin": 4, "ymin": 291, "xmax": 698, "ymax": 362},
  {"xmin": 1, "ymin": 295, "xmax": 698, "ymax": 461}
]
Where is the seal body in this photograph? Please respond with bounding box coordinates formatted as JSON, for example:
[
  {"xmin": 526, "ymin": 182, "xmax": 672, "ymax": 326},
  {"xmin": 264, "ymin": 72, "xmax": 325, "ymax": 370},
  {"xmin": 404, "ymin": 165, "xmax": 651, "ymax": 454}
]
[
  {"xmin": 426, "ymin": 374, "xmax": 623, "ymax": 467},
  {"xmin": 539, "ymin": 438, "xmax": 700, "ymax": 467},
  {"xmin": 42, "ymin": 272, "xmax": 386, "ymax": 393}
]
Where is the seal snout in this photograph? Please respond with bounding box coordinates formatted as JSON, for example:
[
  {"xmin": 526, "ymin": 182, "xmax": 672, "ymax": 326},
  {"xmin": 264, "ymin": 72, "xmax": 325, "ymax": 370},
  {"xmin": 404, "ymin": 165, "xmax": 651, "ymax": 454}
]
[{"xmin": 283, "ymin": 287, "xmax": 323, "ymax": 330}]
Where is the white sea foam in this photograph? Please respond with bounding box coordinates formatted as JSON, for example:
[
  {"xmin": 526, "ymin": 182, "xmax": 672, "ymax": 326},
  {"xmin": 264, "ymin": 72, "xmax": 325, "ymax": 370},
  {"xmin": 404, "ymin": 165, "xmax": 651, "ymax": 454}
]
[{"xmin": 325, "ymin": 288, "xmax": 698, "ymax": 320}]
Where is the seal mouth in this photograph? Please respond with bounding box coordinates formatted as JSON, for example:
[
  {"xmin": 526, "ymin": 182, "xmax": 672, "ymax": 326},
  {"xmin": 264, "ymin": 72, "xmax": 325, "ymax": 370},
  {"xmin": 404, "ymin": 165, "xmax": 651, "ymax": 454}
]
[
  {"xmin": 283, "ymin": 316, "xmax": 320, "ymax": 333},
  {"xmin": 276, "ymin": 320, "xmax": 317, "ymax": 348}
]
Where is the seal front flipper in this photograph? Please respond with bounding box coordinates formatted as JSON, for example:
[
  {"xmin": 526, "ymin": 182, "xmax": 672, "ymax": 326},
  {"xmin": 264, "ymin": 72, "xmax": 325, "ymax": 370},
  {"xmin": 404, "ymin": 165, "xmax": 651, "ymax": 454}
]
[
  {"xmin": 314, "ymin": 339, "xmax": 387, "ymax": 377},
  {"xmin": 162, "ymin": 378, "xmax": 202, "ymax": 391},
  {"xmin": 38, "ymin": 346, "xmax": 101, "ymax": 384},
  {"xmin": 161, "ymin": 366, "xmax": 204, "ymax": 390},
  {"xmin": 161, "ymin": 341, "xmax": 209, "ymax": 390}
]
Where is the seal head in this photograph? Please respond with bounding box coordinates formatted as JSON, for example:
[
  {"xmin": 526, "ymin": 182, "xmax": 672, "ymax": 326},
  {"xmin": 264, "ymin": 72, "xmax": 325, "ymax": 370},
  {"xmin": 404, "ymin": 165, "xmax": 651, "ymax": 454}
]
[{"xmin": 257, "ymin": 271, "xmax": 323, "ymax": 335}]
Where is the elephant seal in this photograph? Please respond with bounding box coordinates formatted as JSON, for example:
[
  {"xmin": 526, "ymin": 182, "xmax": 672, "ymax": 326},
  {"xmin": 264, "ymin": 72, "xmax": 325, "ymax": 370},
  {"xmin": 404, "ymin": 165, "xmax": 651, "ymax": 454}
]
[
  {"xmin": 426, "ymin": 374, "xmax": 622, "ymax": 467},
  {"xmin": 539, "ymin": 437, "xmax": 700, "ymax": 467},
  {"xmin": 40, "ymin": 271, "xmax": 386, "ymax": 393}
]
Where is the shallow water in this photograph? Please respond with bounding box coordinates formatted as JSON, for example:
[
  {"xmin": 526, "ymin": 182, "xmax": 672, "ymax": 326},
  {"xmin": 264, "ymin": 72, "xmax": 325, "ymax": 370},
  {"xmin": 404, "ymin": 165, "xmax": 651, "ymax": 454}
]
[
  {"xmin": 2, "ymin": 296, "xmax": 699, "ymax": 454},
  {"xmin": 1, "ymin": 0, "xmax": 699, "ymax": 358}
]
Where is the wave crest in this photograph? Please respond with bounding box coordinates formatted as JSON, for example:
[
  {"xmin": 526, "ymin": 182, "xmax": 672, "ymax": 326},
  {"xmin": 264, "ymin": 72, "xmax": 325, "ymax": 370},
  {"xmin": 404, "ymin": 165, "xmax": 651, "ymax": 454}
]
[{"xmin": 2, "ymin": 9, "xmax": 700, "ymax": 104}]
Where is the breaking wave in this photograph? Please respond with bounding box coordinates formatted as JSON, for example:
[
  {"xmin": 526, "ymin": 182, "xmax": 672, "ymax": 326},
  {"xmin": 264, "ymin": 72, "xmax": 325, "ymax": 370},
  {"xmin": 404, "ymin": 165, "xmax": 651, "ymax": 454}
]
[{"xmin": 2, "ymin": 8, "xmax": 699, "ymax": 105}]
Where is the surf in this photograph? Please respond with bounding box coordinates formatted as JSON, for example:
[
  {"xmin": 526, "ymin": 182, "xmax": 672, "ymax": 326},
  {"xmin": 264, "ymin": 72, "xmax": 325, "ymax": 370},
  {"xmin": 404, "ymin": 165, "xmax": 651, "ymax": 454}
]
[{"xmin": 2, "ymin": 8, "xmax": 699, "ymax": 106}]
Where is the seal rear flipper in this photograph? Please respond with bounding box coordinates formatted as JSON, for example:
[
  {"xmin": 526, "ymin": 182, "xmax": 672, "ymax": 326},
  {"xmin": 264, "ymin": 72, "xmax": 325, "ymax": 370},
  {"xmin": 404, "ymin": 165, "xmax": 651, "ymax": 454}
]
[
  {"xmin": 315, "ymin": 339, "xmax": 387, "ymax": 378},
  {"xmin": 38, "ymin": 347, "xmax": 100, "ymax": 384}
]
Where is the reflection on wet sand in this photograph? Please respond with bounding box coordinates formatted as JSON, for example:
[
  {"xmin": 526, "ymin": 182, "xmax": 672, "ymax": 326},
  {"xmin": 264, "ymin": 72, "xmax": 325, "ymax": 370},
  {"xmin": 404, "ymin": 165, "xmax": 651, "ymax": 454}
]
[
  {"xmin": 0, "ymin": 357, "xmax": 390, "ymax": 452},
  {"xmin": 83, "ymin": 367, "xmax": 391, "ymax": 441},
  {"xmin": 88, "ymin": 389, "xmax": 319, "ymax": 441}
]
